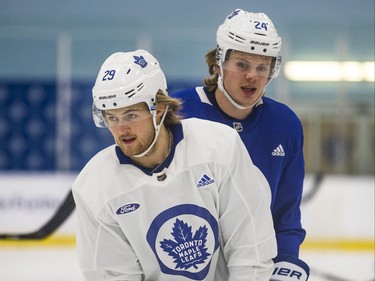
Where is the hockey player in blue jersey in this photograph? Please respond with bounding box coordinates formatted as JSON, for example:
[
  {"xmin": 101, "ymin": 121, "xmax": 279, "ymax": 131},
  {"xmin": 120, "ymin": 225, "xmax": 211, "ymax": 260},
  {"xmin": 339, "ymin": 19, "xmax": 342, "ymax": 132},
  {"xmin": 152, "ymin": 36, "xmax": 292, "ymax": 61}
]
[
  {"xmin": 171, "ymin": 9, "xmax": 310, "ymax": 280},
  {"xmin": 72, "ymin": 49, "xmax": 277, "ymax": 280}
]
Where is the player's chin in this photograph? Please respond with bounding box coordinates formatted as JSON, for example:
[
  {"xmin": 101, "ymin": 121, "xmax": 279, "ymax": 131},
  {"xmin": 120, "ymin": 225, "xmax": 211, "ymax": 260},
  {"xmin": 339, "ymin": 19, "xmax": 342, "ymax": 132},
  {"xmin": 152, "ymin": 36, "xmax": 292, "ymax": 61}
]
[
  {"xmin": 237, "ymin": 97, "xmax": 258, "ymax": 108},
  {"xmin": 244, "ymin": 93, "xmax": 262, "ymax": 104},
  {"xmin": 118, "ymin": 144, "xmax": 135, "ymax": 156}
]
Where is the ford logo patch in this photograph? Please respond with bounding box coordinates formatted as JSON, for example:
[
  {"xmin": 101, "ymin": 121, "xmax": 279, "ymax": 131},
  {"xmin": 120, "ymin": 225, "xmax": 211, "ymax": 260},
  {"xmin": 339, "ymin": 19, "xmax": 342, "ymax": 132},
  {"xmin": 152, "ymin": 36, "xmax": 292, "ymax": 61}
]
[{"xmin": 116, "ymin": 203, "xmax": 140, "ymax": 215}]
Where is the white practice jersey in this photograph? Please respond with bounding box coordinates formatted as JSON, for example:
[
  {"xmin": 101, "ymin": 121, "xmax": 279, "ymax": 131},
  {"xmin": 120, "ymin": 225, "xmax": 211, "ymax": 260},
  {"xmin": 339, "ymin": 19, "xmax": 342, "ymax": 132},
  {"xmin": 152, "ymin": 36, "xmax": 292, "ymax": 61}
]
[{"xmin": 72, "ymin": 118, "xmax": 277, "ymax": 281}]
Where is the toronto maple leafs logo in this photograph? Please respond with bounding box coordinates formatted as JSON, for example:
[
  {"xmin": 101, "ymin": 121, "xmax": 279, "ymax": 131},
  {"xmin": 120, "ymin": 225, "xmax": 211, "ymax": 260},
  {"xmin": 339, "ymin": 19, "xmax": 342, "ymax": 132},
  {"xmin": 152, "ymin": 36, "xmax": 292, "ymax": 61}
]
[
  {"xmin": 160, "ymin": 218, "xmax": 210, "ymax": 270},
  {"xmin": 133, "ymin": 55, "xmax": 148, "ymax": 68},
  {"xmin": 146, "ymin": 204, "xmax": 219, "ymax": 280},
  {"xmin": 227, "ymin": 9, "xmax": 240, "ymax": 19}
]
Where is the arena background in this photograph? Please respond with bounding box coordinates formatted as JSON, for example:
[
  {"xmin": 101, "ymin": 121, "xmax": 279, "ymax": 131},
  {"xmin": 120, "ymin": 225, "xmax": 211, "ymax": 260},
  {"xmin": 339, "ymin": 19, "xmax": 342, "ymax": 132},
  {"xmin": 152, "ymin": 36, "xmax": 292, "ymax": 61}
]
[{"xmin": 0, "ymin": 1, "xmax": 374, "ymax": 280}]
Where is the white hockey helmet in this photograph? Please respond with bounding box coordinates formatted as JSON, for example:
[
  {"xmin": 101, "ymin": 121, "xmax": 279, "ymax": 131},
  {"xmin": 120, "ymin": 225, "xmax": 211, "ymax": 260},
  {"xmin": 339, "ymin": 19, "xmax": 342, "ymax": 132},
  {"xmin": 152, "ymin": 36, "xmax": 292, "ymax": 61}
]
[
  {"xmin": 216, "ymin": 8, "xmax": 282, "ymax": 78},
  {"xmin": 215, "ymin": 9, "xmax": 282, "ymax": 110},
  {"xmin": 92, "ymin": 49, "xmax": 167, "ymax": 128}
]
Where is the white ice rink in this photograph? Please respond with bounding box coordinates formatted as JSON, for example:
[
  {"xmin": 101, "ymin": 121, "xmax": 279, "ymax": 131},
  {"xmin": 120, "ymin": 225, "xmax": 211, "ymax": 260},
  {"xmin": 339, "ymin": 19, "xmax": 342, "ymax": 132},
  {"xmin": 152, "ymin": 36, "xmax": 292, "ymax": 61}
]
[
  {"xmin": 0, "ymin": 246, "xmax": 373, "ymax": 281},
  {"xmin": 0, "ymin": 174, "xmax": 374, "ymax": 281}
]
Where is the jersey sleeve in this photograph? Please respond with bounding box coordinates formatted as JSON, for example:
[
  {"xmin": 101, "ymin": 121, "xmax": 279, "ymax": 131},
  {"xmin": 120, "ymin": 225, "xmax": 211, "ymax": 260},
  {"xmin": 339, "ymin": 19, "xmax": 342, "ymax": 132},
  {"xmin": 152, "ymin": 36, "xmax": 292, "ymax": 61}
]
[
  {"xmin": 270, "ymin": 117, "xmax": 310, "ymax": 277},
  {"xmin": 217, "ymin": 132, "xmax": 277, "ymax": 281},
  {"xmin": 272, "ymin": 120, "xmax": 307, "ymax": 259},
  {"xmin": 72, "ymin": 189, "xmax": 144, "ymax": 281}
]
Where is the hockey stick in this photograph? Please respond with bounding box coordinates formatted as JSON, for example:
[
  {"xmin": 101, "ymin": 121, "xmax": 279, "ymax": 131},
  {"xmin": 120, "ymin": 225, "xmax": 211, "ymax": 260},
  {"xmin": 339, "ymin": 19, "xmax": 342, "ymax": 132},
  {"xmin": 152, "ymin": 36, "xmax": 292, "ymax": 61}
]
[
  {"xmin": 0, "ymin": 172, "xmax": 324, "ymax": 240},
  {"xmin": 302, "ymin": 171, "xmax": 324, "ymax": 204},
  {"xmin": 0, "ymin": 190, "xmax": 75, "ymax": 240}
]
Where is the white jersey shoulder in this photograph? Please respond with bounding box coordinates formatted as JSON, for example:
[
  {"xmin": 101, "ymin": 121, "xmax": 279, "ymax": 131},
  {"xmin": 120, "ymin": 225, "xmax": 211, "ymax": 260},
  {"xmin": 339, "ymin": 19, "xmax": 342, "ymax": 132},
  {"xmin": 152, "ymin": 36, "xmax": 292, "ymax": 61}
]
[
  {"xmin": 178, "ymin": 118, "xmax": 240, "ymax": 164},
  {"xmin": 72, "ymin": 119, "xmax": 242, "ymax": 214},
  {"xmin": 71, "ymin": 144, "xmax": 133, "ymax": 213}
]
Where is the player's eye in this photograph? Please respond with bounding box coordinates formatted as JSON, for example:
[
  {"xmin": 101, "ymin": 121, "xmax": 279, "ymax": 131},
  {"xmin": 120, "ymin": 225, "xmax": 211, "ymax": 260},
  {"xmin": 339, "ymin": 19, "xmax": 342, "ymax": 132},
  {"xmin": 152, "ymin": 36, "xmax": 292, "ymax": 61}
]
[
  {"xmin": 107, "ymin": 116, "xmax": 119, "ymax": 123},
  {"xmin": 124, "ymin": 113, "xmax": 139, "ymax": 122},
  {"xmin": 257, "ymin": 65, "xmax": 270, "ymax": 73},
  {"xmin": 236, "ymin": 61, "xmax": 250, "ymax": 71}
]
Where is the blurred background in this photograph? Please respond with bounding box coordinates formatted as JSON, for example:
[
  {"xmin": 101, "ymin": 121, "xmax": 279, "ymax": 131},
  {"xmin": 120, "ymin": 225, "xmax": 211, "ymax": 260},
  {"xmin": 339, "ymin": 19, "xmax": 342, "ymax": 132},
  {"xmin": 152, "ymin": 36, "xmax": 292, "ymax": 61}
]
[{"xmin": 0, "ymin": 1, "xmax": 374, "ymax": 280}]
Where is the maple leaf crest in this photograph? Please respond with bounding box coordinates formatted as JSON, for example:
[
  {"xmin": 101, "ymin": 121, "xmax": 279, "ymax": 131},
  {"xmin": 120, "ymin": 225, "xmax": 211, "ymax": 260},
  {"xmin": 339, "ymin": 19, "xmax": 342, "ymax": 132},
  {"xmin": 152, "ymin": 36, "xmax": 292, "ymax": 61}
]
[
  {"xmin": 133, "ymin": 55, "xmax": 148, "ymax": 68},
  {"xmin": 227, "ymin": 9, "xmax": 240, "ymax": 19},
  {"xmin": 160, "ymin": 218, "xmax": 211, "ymax": 270}
]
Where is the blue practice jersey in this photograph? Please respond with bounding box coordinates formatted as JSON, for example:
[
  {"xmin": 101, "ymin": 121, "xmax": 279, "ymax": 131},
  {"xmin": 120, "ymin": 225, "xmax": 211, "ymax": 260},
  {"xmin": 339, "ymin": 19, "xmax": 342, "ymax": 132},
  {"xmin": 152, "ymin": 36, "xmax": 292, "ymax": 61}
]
[{"xmin": 172, "ymin": 86, "xmax": 306, "ymax": 260}]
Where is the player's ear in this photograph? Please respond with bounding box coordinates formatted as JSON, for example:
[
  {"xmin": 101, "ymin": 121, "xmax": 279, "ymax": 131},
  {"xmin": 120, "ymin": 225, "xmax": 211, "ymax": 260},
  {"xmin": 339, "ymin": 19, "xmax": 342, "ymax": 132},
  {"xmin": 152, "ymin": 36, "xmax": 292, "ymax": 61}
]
[
  {"xmin": 156, "ymin": 104, "xmax": 167, "ymax": 122},
  {"xmin": 215, "ymin": 64, "xmax": 221, "ymax": 74}
]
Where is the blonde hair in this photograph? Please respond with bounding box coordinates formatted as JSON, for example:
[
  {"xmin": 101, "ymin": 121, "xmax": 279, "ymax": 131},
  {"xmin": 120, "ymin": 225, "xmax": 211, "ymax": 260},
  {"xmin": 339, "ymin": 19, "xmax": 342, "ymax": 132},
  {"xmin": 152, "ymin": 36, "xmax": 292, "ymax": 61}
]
[
  {"xmin": 156, "ymin": 90, "xmax": 182, "ymax": 127},
  {"xmin": 203, "ymin": 48, "xmax": 219, "ymax": 93}
]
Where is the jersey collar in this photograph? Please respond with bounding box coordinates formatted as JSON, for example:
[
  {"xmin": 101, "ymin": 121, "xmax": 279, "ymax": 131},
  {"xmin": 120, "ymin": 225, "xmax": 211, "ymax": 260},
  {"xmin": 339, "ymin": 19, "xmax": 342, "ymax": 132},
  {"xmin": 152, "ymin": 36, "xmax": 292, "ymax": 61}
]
[{"xmin": 115, "ymin": 123, "xmax": 184, "ymax": 175}]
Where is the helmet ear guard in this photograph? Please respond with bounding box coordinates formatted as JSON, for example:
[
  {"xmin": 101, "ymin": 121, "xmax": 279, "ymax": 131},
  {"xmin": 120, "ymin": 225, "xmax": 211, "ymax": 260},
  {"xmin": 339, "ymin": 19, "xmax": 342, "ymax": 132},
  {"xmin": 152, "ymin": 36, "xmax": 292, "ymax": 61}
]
[
  {"xmin": 270, "ymin": 56, "xmax": 282, "ymax": 79},
  {"xmin": 92, "ymin": 103, "xmax": 107, "ymax": 128}
]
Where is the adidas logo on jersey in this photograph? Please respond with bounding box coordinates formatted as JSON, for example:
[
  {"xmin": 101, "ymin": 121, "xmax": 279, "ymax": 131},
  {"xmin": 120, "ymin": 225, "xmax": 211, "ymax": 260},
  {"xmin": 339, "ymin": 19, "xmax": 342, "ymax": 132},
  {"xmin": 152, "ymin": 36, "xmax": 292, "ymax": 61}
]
[
  {"xmin": 197, "ymin": 174, "xmax": 215, "ymax": 188},
  {"xmin": 272, "ymin": 144, "xmax": 285, "ymax": 156}
]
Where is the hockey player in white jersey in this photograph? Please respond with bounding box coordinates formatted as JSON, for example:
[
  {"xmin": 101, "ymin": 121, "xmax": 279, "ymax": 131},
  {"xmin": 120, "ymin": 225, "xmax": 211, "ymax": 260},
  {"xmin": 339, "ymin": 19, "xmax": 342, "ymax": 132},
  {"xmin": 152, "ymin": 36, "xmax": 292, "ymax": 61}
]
[{"xmin": 72, "ymin": 49, "xmax": 277, "ymax": 281}]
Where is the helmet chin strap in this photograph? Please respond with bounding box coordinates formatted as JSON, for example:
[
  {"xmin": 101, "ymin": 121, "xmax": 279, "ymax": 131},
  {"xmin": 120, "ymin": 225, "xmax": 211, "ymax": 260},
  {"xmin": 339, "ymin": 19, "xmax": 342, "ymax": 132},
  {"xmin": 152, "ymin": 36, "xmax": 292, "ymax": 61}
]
[
  {"xmin": 133, "ymin": 105, "xmax": 169, "ymax": 158},
  {"xmin": 217, "ymin": 66, "xmax": 271, "ymax": 110}
]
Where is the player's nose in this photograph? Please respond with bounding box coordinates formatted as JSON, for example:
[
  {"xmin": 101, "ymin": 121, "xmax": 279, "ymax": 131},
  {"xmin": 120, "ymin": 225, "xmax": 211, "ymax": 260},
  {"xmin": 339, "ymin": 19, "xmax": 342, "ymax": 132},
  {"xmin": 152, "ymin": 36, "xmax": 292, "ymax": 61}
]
[{"xmin": 244, "ymin": 69, "xmax": 258, "ymax": 80}]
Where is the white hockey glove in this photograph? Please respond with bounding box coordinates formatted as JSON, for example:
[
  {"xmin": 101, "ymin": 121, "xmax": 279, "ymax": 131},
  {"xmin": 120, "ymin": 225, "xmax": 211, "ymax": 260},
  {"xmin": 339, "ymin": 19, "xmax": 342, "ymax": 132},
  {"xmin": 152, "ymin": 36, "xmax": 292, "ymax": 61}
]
[{"xmin": 270, "ymin": 256, "xmax": 309, "ymax": 281}]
